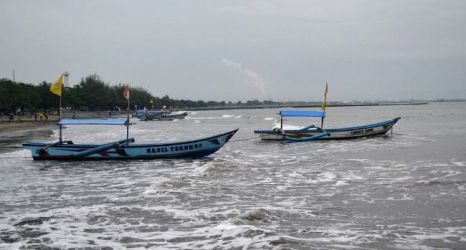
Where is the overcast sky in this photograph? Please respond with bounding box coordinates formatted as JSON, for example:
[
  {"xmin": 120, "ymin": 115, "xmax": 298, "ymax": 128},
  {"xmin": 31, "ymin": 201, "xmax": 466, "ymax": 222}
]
[{"xmin": 1, "ymin": 0, "xmax": 465, "ymax": 101}]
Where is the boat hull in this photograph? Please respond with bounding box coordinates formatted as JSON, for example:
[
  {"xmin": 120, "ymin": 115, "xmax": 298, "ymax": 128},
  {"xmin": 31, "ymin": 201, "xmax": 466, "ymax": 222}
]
[
  {"xmin": 254, "ymin": 117, "xmax": 400, "ymax": 141},
  {"xmin": 23, "ymin": 129, "xmax": 238, "ymax": 160},
  {"xmin": 141, "ymin": 112, "xmax": 188, "ymax": 121}
]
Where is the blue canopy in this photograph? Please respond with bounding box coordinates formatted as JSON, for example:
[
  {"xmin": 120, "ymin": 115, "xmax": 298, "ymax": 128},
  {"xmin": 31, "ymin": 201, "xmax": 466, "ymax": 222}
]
[
  {"xmin": 279, "ymin": 110, "xmax": 326, "ymax": 118},
  {"xmin": 58, "ymin": 118, "xmax": 129, "ymax": 126}
]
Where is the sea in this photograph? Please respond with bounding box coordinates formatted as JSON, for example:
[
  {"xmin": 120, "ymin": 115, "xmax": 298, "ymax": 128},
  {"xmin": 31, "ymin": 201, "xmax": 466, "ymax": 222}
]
[{"xmin": 0, "ymin": 102, "xmax": 465, "ymax": 249}]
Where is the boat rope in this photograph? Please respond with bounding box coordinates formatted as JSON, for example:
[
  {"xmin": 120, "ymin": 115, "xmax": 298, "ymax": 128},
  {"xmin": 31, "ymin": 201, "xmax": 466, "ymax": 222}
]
[{"xmin": 229, "ymin": 136, "xmax": 260, "ymax": 142}]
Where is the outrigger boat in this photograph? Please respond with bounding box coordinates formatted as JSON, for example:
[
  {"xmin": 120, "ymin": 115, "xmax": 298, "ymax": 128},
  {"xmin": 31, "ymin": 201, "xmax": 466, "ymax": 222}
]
[
  {"xmin": 23, "ymin": 79, "xmax": 232, "ymax": 160},
  {"xmin": 255, "ymin": 83, "xmax": 400, "ymax": 142},
  {"xmin": 140, "ymin": 111, "xmax": 188, "ymax": 121},
  {"xmin": 254, "ymin": 110, "xmax": 400, "ymax": 142},
  {"xmin": 133, "ymin": 109, "xmax": 162, "ymax": 118},
  {"xmin": 23, "ymin": 118, "xmax": 237, "ymax": 160}
]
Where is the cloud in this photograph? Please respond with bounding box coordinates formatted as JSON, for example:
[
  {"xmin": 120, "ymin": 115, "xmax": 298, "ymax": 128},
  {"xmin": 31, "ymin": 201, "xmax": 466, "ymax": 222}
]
[{"xmin": 221, "ymin": 58, "xmax": 266, "ymax": 97}]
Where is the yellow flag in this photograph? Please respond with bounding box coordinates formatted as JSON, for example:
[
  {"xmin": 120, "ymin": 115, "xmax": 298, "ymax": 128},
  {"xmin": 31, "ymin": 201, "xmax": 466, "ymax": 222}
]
[{"xmin": 50, "ymin": 74, "xmax": 63, "ymax": 96}]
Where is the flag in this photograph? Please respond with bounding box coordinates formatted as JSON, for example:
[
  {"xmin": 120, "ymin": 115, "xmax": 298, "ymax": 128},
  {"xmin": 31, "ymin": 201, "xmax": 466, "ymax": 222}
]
[
  {"xmin": 50, "ymin": 74, "xmax": 63, "ymax": 96},
  {"xmin": 123, "ymin": 85, "xmax": 130, "ymax": 100},
  {"xmin": 321, "ymin": 82, "xmax": 328, "ymax": 111}
]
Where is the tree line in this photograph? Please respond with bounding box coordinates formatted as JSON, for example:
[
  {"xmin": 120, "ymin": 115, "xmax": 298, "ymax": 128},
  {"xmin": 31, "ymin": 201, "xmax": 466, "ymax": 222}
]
[
  {"xmin": 0, "ymin": 75, "xmax": 154, "ymax": 114},
  {"xmin": 0, "ymin": 74, "xmax": 282, "ymax": 114}
]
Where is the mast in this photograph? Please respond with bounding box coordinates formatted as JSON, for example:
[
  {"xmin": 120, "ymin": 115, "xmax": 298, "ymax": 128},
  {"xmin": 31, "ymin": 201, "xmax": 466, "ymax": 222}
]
[
  {"xmin": 280, "ymin": 113, "xmax": 283, "ymax": 130},
  {"xmin": 58, "ymin": 72, "xmax": 70, "ymax": 144},
  {"xmin": 123, "ymin": 84, "xmax": 130, "ymax": 143},
  {"xmin": 321, "ymin": 83, "xmax": 328, "ymax": 129},
  {"xmin": 59, "ymin": 94, "xmax": 62, "ymax": 143},
  {"xmin": 126, "ymin": 94, "xmax": 130, "ymax": 142}
]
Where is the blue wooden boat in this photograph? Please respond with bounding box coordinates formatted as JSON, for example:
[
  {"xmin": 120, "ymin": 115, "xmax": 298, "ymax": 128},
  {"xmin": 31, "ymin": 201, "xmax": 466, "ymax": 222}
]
[
  {"xmin": 140, "ymin": 111, "xmax": 188, "ymax": 121},
  {"xmin": 133, "ymin": 109, "xmax": 188, "ymax": 121},
  {"xmin": 133, "ymin": 109, "xmax": 162, "ymax": 118},
  {"xmin": 23, "ymin": 118, "xmax": 238, "ymax": 160},
  {"xmin": 254, "ymin": 110, "xmax": 400, "ymax": 142}
]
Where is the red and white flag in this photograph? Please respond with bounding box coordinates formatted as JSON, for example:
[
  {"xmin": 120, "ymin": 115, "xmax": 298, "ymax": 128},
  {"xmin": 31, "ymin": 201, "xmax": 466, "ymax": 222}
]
[{"xmin": 123, "ymin": 85, "xmax": 130, "ymax": 100}]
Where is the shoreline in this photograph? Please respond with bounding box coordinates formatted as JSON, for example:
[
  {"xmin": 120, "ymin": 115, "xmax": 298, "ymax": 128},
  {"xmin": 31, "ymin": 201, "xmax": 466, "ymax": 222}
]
[
  {"xmin": 0, "ymin": 120, "xmax": 57, "ymax": 132},
  {"xmin": 179, "ymin": 101, "xmax": 430, "ymax": 111},
  {"xmin": 0, "ymin": 121, "xmax": 56, "ymax": 153}
]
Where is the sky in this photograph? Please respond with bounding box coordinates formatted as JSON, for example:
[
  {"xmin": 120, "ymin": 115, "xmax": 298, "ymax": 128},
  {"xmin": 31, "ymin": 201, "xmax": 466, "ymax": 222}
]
[{"xmin": 1, "ymin": 0, "xmax": 465, "ymax": 102}]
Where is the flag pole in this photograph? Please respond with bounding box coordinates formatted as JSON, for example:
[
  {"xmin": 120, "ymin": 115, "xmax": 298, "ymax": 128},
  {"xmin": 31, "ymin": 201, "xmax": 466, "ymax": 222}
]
[
  {"xmin": 126, "ymin": 85, "xmax": 130, "ymax": 143},
  {"xmin": 59, "ymin": 96, "xmax": 62, "ymax": 119},
  {"xmin": 50, "ymin": 73, "xmax": 65, "ymax": 144},
  {"xmin": 58, "ymin": 74, "xmax": 64, "ymax": 143},
  {"xmin": 321, "ymin": 83, "xmax": 328, "ymax": 129},
  {"xmin": 59, "ymin": 93, "xmax": 63, "ymax": 143}
]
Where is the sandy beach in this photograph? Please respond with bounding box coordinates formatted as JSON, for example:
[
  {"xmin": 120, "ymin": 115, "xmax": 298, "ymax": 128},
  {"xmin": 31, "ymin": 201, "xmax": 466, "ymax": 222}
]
[{"xmin": 0, "ymin": 120, "xmax": 56, "ymax": 153}]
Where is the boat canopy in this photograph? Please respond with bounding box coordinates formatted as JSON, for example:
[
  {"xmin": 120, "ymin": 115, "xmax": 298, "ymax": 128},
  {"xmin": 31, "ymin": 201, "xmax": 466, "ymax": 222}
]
[
  {"xmin": 58, "ymin": 118, "xmax": 129, "ymax": 126},
  {"xmin": 279, "ymin": 110, "xmax": 326, "ymax": 117}
]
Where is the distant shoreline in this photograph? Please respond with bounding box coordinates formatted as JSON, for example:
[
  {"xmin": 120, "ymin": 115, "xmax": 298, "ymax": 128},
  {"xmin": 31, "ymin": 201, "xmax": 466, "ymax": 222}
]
[
  {"xmin": 0, "ymin": 101, "xmax": 431, "ymax": 121},
  {"xmin": 0, "ymin": 120, "xmax": 55, "ymax": 153},
  {"xmin": 180, "ymin": 101, "xmax": 430, "ymax": 111}
]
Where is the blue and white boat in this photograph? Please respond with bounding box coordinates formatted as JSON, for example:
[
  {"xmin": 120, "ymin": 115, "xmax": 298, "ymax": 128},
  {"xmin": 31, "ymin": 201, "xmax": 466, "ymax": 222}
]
[
  {"xmin": 133, "ymin": 109, "xmax": 188, "ymax": 121},
  {"xmin": 133, "ymin": 109, "xmax": 162, "ymax": 118},
  {"xmin": 254, "ymin": 110, "xmax": 400, "ymax": 142},
  {"xmin": 23, "ymin": 118, "xmax": 237, "ymax": 160},
  {"xmin": 140, "ymin": 111, "xmax": 188, "ymax": 121}
]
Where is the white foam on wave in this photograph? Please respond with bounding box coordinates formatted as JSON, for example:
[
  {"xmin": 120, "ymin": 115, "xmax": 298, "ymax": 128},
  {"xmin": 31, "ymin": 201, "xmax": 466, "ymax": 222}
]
[
  {"xmin": 222, "ymin": 114, "xmax": 234, "ymax": 118},
  {"xmin": 304, "ymin": 172, "xmax": 337, "ymax": 185},
  {"xmin": 452, "ymin": 161, "xmax": 465, "ymax": 167},
  {"xmin": 335, "ymin": 180, "xmax": 347, "ymax": 186},
  {"xmin": 264, "ymin": 117, "xmax": 275, "ymax": 121},
  {"xmin": 0, "ymin": 205, "xmax": 122, "ymax": 249},
  {"xmin": 275, "ymin": 227, "xmax": 362, "ymax": 245},
  {"xmin": 317, "ymin": 172, "xmax": 336, "ymax": 182},
  {"xmin": 147, "ymin": 221, "xmax": 274, "ymax": 249},
  {"xmin": 186, "ymin": 116, "xmax": 216, "ymax": 120},
  {"xmin": 339, "ymin": 171, "xmax": 364, "ymax": 181},
  {"xmin": 0, "ymin": 149, "xmax": 28, "ymax": 158}
]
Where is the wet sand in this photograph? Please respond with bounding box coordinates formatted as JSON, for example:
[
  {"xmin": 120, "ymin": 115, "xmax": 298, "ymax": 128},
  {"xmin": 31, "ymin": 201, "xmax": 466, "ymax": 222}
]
[{"xmin": 0, "ymin": 121, "xmax": 56, "ymax": 153}]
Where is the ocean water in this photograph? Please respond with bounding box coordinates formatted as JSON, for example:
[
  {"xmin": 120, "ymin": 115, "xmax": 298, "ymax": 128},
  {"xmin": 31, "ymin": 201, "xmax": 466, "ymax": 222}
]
[{"xmin": 0, "ymin": 102, "xmax": 465, "ymax": 249}]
